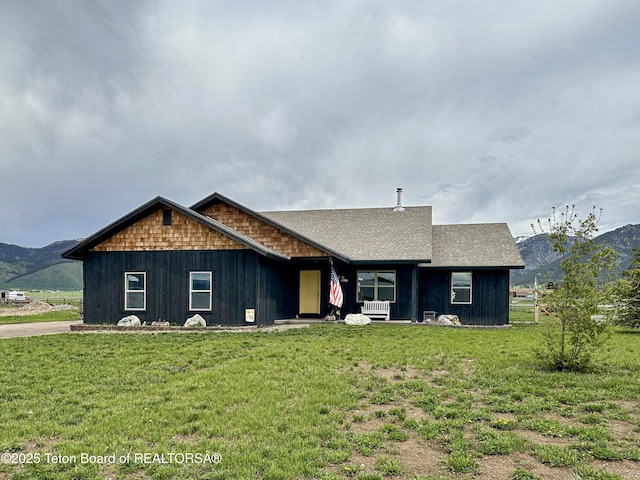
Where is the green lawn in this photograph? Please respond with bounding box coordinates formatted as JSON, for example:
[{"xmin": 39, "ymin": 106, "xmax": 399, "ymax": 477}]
[
  {"xmin": 0, "ymin": 310, "xmax": 81, "ymax": 325},
  {"xmin": 1, "ymin": 324, "xmax": 639, "ymax": 479},
  {"xmin": 508, "ymin": 302, "xmax": 537, "ymax": 323}
]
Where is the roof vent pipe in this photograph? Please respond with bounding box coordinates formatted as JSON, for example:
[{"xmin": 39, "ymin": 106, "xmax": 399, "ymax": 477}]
[{"xmin": 393, "ymin": 187, "xmax": 405, "ymax": 212}]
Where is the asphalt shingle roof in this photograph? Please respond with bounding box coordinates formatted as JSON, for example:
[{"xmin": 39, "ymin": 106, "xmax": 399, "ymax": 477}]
[
  {"xmin": 262, "ymin": 206, "xmax": 433, "ymax": 262},
  {"xmin": 426, "ymin": 223, "xmax": 525, "ymax": 268},
  {"xmin": 63, "ymin": 190, "xmax": 525, "ymax": 269}
]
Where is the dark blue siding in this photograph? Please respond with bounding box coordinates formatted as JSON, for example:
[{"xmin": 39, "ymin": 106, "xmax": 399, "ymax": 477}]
[
  {"xmin": 82, "ymin": 250, "xmax": 294, "ymax": 326},
  {"xmin": 419, "ymin": 269, "xmax": 510, "ymax": 325},
  {"xmin": 81, "ymin": 252, "xmax": 512, "ymax": 326},
  {"xmin": 332, "ymin": 264, "xmax": 416, "ymax": 320}
]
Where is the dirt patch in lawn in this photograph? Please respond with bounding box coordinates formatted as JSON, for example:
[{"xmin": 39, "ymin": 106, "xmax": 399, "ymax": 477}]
[
  {"xmin": 336, "ymin": 362, "xmax": 640, "ymax": 479},
  {"xmin": 0, "ymin": 301, "xmax": 77, "ymax": 316}
]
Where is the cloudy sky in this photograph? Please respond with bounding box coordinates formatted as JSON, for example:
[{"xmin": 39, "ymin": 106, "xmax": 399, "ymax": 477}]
[{"xmin": 2, "ymin": 0, "xmax": 639, "ymax": 247}]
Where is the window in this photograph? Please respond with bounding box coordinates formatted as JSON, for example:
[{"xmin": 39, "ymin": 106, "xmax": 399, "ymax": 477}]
[
  {"xmin": 162, "ymin": 209, "xmax": 172, "ymax": 225},
  {"xmin": 190, "ymin": 271, "xmax": 212, "ymax": 311},
  {"xmin": 357, "ymin": 271, "xmax": 396, "ymax": 302},
  {"xmin": 125, "ymin": 272, "xmax": 146, "ymax": 310},
  {"xmin": 451, "ymin": 272, "xmax": 472, "ymax": 304}
]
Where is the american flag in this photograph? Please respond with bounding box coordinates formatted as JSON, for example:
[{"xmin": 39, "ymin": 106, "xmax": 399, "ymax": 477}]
[{"xmin": 329, "ymin": 266, "xmax": 344, "ymax": 308}]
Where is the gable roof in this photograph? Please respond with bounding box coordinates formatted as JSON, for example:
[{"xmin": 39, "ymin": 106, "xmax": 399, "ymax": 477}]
[
  {"xmin": 261, "ymin": 207, "xmax": 433, "ymax": 263},
  {"xmin": 191, "ymin": 192, "xmax": 351, "ymax": 263},
  {"xmin": 62, "ymin": 196, "xmax": 289, "ymax": 261},
  {"xmin": 425, "ymin": 224, "xmax": 525, "ymax": 268},
  {"xmin": 63, "ymin": 191, "xmax": 524, "ymax": 269}
]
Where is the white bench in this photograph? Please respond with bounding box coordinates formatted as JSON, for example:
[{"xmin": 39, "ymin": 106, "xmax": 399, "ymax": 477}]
[{"xmin": 361, "ymin": 300, "xmax": 390, "ymax": 321}]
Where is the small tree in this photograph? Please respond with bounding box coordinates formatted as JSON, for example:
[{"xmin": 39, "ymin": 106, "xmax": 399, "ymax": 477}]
[
  {"xmin": 614, "ymin": 247, "xmax": 640, "ymax": 328},
  {"xmin": 533, "ymin": 205, "xmax": 618, "ymax": 371}
]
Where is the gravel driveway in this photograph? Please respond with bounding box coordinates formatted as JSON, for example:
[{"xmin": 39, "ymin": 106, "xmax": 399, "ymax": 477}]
[{"xmin": 0, "ymin": 320, "xmax": 82, "ymax": 339}]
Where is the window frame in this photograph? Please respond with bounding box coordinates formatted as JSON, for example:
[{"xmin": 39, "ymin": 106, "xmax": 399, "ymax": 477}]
[
  {"xmin": 356, "ymin": 270, "xmax": 397, "ymax": 303},
  {"xmin": 124, "ymin": 272, "xmax": 146, "ymax": 311},
  {"xmin": 189, "ymin": 271, "xmax": 212, "ymax": 311},
  {"xmin": 451, "ymin": 271, "xmax": 472, "ymax": 305}
]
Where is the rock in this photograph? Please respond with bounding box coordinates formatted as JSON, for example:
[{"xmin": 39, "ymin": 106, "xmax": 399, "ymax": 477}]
[
  {"xmin": 184, "ymin": 314, "xmax": 206, "ymax": 328},
  {"xmin": 436, "ymin": 314, "xmax": 460, "ymax": 326},
  {"xmin": 344, "ymin": 313, "xmax": 371, "ymax": 325},
  {"xmin": 151, "ymin": 320, "xmax": 170, "ymax": 326},
  {"xmin": 117, "ymin": 315, "xmax": 141, "ymax": 326}
]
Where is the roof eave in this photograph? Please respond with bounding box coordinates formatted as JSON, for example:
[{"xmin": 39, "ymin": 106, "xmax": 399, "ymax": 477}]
[
  {"xmin": 350, "ymin": 259, "xmax": 431, "ymax": 265},
  {"xmin": 61, "ymin": 195, "xmax": 172, "ymax": 260},
  {"xmin": 418, "ymin": 263, "xmax": 526, "ymax": 269}
]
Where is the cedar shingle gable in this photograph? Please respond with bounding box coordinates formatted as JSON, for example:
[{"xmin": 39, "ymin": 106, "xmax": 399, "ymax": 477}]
[
  {"xmin": 62, "ymin": 196, "xmax": 288, "ymax": 261},
  {"xmin": 201, "ymin": 202, "xmax": 329, "ymax": 258},
  {"xmin": 92, "ymin": 208, "xmax": 247, "ymax": 252}
]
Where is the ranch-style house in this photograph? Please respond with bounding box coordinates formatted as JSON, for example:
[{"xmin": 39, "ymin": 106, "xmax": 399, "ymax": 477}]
[{"xmin": 62, "ymin": 190, "xmax": 525, "ymax": 326}]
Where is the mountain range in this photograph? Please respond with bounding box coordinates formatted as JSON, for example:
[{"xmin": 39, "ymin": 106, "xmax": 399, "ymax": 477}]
[
  {"xmin": 0, "ymin": 240, "xmax": 82, "ymax": 290},
  {"xmin": 512, "ymin": 223, "xmax": 640, "ymax": 286},
  {"xmin": 1, "ymin": 223, "xmax": 639, "ymax": 291}
]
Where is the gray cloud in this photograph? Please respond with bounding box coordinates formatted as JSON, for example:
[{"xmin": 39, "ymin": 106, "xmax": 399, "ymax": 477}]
[
  {"xmin": 488, "ymin": 127, "xmax": 532, "ymax": 144},
  {"xmin": 1, "ymin": 0, "xmax": 639, "ymax": 246}
]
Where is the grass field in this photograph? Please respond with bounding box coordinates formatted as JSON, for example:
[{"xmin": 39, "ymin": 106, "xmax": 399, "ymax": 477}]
[
  {"xmin": 1, "ymin": 323, "xmax": 639, "ymax": 480},
  {"xmin": 26, "ymin": 290, "xmax": 83, "ymax": 308},
  {"xmin": 0, "ymin": 309, "xmax": 81, "ymax": 325},
  {"xmin": 508, "ymin": 302, "xmax": 537, "ymax": 324},
  {"xmin": 0, "ymin": 291, "xmax": 82, "ymax": 324}
]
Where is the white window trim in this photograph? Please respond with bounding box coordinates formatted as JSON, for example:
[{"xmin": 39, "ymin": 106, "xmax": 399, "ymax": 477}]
[
  {"xmin": 451, "ymin": 271, "xmax": 472, "ymax": 305},
  {"xmin": 189, "ymin": 271, "xmax": 212, "ymax": 311},
  {"xmin": 356, "ymin": 270, "xmax": 397, "ymax": 303},
  {"xmin": 125, "ymin": 272, "xmax": 146, "ymax": 311}
]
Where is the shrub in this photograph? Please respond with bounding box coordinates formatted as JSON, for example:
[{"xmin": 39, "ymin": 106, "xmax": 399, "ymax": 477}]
[{"xmin": 533, "ymin": 206, "xmax": 617, "ymax": 372}]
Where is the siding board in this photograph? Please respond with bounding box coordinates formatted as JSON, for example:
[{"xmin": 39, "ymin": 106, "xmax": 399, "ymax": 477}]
[
  {"xmin": 419, "ymin": 269, "xmax": 510, "ymax": 325},
  {"xmin": 331, "ymin": 264, "xmax": 415, "ymax": 320},
  {"xmin": 83, "ymin": 253, "xmax": 511, "ymax": 326},
  {"xmin": 82, "ymin": 250, "xmax": 289, "ymax": 326}
]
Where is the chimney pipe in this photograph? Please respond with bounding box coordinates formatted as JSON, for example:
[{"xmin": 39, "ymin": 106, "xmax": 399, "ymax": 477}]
[{"xmin": 393, "ymin": 187, "xmax": 405, "ymax": 212}]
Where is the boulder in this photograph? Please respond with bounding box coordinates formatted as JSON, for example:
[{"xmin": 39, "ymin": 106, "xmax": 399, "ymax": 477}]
[
  {"xmin": 344, "ymin": 313, "xmax": 371, "ymax": 325},
  {"xmin": 437, "ymin": 314, "xmax": 460, "ymax": 326},
  {"xmin": 184, "ymin": 314, "xmax": 206, "ymax": 328},
  {"xmin": 117, "ymin": 315, "xmax": 141, "ymax": 327}
]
